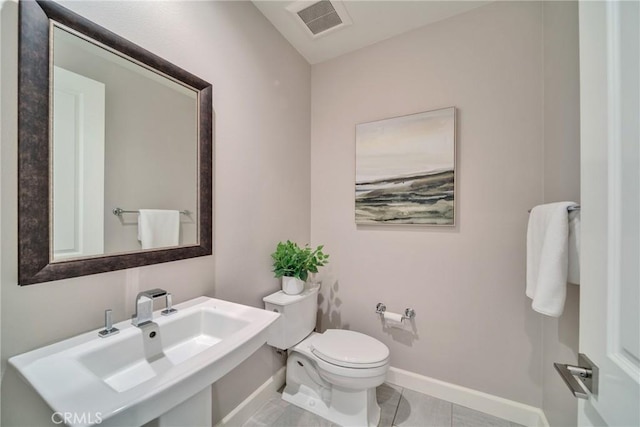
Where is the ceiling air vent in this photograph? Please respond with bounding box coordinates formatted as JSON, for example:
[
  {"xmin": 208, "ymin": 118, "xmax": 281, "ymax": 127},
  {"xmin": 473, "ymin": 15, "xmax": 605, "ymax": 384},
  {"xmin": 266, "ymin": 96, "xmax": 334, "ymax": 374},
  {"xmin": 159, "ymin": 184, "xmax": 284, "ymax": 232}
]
[{"xmin": 287, "ymin": 0, "xmax": 352, "ymax": 38}]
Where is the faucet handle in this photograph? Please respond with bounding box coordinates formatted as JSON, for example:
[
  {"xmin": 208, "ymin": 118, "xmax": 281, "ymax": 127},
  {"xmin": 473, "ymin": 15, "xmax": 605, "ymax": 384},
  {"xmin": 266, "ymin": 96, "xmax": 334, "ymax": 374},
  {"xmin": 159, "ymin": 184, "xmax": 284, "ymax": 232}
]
[
  {"xmin": 98, "ymin": 309, "xmax": 119, "ymax": 338},
  {"xmin": 161, "ymin": 293, "xmax": 178, "ymax": 316},
  {"xmin": 105, "ymin": 309, "xmax": 114, "ymax": 330}
]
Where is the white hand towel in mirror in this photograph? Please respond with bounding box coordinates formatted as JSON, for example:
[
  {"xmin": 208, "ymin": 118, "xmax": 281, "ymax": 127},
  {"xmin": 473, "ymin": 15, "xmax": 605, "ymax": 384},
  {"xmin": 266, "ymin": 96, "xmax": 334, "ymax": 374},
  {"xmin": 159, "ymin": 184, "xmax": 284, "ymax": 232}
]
[
  {"xmin": 526, "ymin": 201, "xmax": 577, "ymax": 317},
  {"xmin": 138, "ymin": 209, "xmax": 180, "ymax": 250}
]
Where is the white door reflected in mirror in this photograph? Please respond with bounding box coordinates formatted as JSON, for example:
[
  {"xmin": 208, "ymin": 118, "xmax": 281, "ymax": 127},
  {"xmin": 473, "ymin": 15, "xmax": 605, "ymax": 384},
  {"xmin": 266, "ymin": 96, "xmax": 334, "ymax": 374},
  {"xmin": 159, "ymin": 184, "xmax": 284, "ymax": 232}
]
[{"xmin": 53, "ymin": 66, "xmax": 105, "ymax": 261}]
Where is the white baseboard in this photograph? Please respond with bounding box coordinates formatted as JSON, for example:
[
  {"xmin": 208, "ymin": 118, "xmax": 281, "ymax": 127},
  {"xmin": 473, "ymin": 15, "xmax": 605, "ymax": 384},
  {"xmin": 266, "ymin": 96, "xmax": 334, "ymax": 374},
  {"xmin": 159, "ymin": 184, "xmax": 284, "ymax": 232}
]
[
  {"xmin": 215, "ymin": 365, "xmax": 549, "ymax": 427},
  {"xmin": 386, "ymin": 367, "xmax": 549, "ymax": 427},
  {"xmin": 214, "ymin": 367, "xmax": 286, "ymax": 427}
]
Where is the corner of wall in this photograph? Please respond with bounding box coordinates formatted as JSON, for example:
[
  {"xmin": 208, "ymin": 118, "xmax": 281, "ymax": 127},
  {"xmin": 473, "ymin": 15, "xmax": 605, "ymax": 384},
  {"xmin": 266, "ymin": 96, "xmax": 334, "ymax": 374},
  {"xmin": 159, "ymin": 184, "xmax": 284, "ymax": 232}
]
[{"xmin": 541, "ymin": 1, "xmax": 581, "ymax": 426}]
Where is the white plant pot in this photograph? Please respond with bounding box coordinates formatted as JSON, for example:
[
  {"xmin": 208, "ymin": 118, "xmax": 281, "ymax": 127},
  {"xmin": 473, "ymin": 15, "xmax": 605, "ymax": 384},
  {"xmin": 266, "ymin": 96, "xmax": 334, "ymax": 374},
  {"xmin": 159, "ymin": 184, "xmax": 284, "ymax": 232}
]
[{"xmin": 282, "ymin": 276, "xmax": 305, "ymax": 295}]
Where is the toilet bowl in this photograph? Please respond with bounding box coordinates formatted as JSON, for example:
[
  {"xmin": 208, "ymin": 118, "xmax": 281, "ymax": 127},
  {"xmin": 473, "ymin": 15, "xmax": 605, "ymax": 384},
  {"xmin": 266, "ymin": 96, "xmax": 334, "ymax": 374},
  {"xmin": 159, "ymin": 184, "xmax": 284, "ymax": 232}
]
[{"xmin": 264, "ymin": 286, "xmax": 390, "ymax": 426}]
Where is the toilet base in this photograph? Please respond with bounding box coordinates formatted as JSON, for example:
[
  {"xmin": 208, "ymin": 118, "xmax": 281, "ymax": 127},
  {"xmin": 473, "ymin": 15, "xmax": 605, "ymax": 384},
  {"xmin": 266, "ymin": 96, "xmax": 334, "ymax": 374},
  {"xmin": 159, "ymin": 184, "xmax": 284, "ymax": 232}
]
[
  {"xmin": 283, "ymin": 383, "xmax": 380, "ymax": 427},
  {"xmin": 282, "ymin": 352, "xmax": 381, "ymax": 427}
]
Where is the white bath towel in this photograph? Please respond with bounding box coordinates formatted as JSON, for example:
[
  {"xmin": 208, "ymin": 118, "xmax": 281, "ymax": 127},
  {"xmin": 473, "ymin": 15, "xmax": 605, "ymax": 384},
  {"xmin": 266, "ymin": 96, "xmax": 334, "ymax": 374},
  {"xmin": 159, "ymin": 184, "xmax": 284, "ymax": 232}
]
[
  {"xmin": 526, "ymin": 202, "xmax": 578, "ymax": 317},
  {"xmin": 138, "ymin": 209, "xmax": 180, "ymax": 250}
]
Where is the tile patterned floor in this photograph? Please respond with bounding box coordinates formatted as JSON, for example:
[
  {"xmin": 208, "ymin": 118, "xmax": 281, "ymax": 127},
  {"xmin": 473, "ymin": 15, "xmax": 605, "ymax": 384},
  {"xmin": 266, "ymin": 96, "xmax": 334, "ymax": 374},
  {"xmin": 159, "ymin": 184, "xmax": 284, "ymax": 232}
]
[{"xmin": 242, "ymin": 383, "xmax": 526, "ymax": 427}]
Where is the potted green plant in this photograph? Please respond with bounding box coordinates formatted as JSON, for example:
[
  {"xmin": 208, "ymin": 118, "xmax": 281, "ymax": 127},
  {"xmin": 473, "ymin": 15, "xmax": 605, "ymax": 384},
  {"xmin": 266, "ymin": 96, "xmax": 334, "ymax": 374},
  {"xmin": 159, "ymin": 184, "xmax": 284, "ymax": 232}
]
[{"xmin": 271, "ymin": 240, "xmax": 329, "ymax": 295}]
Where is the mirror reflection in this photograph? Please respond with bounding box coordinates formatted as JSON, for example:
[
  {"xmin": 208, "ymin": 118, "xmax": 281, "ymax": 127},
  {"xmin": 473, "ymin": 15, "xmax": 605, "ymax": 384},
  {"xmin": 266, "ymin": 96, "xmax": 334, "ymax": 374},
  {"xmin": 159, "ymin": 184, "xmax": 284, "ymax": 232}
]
[{"xmin": 51, "ymin": 25, "xmax": 199, "ymax": 262}]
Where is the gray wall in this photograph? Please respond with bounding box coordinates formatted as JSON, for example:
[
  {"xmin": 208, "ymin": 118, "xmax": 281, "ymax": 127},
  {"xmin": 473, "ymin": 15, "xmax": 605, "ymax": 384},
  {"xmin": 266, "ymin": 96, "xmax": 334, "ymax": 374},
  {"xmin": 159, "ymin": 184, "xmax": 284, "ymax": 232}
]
[
  {"xmin": 310, "ymin": 1, "xmax": 579, "ymax": 411},
  {"xmin": 0, "ymin": 1, "xmax": 310, "ymax": 425},
  {"xmin": 542, "ymin": 2, "xmax": 581, "ymax": 426},
  {"xmin": 310, "ymin": 1, "xmax": 545, "ymax": 407}
]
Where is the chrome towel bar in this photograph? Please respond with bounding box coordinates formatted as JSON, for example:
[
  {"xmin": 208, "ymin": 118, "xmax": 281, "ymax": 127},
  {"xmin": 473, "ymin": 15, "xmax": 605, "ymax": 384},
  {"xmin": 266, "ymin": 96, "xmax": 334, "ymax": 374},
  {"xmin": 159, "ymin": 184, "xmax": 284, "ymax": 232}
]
[
  {"xmin": 112, "ymin": 207, "xmax": 190, "ymax": 216},
  {"xmin": 528, "ymin": 205, "xmax": 580, "ymax": 213}
]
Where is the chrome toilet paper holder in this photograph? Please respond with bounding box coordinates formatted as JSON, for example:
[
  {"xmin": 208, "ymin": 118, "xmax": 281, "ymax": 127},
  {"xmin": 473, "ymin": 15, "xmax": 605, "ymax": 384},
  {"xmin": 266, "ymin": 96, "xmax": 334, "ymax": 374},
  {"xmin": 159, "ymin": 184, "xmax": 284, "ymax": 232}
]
[{"xmin": 375, "ymin": 303, "xmax": 416, "ymax": 321}]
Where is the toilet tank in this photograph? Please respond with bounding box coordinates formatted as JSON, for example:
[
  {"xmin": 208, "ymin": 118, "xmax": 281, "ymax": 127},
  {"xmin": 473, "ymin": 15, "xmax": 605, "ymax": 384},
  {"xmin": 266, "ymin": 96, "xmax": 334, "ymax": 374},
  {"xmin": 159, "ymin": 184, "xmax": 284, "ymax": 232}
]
[{"xmin": 263, "ymin": 285, "xmax": 319, "ymax": 350}]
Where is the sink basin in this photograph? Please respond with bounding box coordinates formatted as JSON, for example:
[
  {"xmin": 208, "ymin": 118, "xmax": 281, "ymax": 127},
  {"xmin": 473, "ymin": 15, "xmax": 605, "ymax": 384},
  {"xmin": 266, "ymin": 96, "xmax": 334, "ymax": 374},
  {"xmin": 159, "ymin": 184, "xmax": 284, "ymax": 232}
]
[
  {"xmin": 77, "ymin": 308, "xmax": 251, "ymax": 393},
  {"xmin": 9, "ymin": 297, "xmax": 280, "ymax": 427}
]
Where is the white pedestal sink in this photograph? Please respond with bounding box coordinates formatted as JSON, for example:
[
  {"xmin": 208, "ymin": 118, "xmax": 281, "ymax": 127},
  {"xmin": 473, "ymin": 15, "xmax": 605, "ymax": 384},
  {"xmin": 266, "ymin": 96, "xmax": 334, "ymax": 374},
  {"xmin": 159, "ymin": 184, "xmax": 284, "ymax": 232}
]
[{"xmin": 9, "ymin": 297, "xmax": 280, "ymax": 427}]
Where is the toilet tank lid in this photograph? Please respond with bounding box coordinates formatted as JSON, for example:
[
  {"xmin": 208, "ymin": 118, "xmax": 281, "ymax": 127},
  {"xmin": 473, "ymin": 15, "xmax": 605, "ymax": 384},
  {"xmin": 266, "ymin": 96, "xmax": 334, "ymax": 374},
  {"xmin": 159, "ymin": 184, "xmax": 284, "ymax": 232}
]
[
  {"xmin": 311, "ymin": 329, "xmax": 390, "ymax": 367},
  {"xmin": 263, "ymin": 284, "xmax": 319, "ymax": 306}
]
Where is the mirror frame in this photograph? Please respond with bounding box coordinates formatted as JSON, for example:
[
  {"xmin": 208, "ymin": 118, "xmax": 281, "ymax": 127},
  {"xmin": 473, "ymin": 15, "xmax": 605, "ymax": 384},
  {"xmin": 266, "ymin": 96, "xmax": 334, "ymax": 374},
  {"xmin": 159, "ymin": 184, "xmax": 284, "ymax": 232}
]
[{"xmin": 18, "ymin": 0, "xmax": 213, "ymax": 285}]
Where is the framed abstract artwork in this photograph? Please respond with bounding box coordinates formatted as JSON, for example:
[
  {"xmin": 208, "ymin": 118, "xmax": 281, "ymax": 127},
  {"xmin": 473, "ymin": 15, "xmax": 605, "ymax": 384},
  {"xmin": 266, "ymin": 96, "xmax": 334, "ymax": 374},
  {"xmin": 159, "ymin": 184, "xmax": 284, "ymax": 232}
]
[{"xmin": 355, "ymin": 107, "xmax": 456, "ymax": 225}]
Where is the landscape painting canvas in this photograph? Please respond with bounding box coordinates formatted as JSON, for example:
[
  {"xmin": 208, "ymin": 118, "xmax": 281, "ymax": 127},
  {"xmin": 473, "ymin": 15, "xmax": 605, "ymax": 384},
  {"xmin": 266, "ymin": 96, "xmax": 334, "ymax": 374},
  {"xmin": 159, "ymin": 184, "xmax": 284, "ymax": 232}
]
[{"xmin": 355, "ymin": 107, "xmax": 455, "ymax": 225}]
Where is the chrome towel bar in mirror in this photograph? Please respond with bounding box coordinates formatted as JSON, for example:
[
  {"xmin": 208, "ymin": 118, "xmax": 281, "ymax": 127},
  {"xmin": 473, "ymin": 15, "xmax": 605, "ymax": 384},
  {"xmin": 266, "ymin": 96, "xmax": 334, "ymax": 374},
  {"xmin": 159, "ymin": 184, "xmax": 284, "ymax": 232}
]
[{"xmin": 112, "ymin": 208, "xmax": 191, "ymax": 216}]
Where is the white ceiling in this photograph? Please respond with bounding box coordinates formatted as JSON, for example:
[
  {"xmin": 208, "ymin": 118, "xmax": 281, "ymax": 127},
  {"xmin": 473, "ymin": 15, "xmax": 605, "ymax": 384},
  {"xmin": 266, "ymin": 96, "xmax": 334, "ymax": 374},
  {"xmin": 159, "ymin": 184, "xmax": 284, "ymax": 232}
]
[{"xmin": 252, "ymin": 1, "xmax": 491, "ymax": 64}]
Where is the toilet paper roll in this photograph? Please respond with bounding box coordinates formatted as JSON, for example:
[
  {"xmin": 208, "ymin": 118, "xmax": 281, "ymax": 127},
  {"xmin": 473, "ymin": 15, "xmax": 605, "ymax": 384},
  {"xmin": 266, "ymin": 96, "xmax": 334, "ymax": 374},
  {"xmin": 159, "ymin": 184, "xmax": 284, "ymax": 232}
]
[{"xmin": 383, "ymin": 311, "xmax": 404, "ymax": 328}]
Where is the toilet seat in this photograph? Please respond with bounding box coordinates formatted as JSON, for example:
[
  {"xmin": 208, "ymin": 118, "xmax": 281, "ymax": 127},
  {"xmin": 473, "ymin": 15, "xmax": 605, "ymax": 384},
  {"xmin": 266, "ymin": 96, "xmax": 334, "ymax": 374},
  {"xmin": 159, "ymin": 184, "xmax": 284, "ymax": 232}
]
[{"xmin": 310, "ymin": 329, "xmax": 390, "ymax": 369}]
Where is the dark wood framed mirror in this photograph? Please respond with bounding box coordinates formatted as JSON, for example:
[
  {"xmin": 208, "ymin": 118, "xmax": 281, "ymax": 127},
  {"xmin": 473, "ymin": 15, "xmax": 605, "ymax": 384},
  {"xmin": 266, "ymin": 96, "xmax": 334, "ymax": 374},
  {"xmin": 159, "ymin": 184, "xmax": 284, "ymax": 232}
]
[{"xmin": 18, "ymin": 0, "xmax": 212, "ymax": 285}]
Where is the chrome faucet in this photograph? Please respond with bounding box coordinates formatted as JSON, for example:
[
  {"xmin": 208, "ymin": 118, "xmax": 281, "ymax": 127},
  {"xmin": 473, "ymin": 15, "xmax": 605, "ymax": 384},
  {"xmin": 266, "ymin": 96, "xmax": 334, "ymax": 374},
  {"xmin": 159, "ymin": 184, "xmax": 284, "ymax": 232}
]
[{"xmin": 132, "ymin": 288, "xmax": 168, "ymax": 327}]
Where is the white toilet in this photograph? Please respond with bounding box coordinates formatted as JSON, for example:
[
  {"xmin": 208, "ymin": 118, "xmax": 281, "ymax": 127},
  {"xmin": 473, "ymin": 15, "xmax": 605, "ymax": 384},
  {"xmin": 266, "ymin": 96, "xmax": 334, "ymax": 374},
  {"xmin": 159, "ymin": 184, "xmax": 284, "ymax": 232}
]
[{"xmin": 263, "ymin": 285, "xmax": 390, "ymax": 427}]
